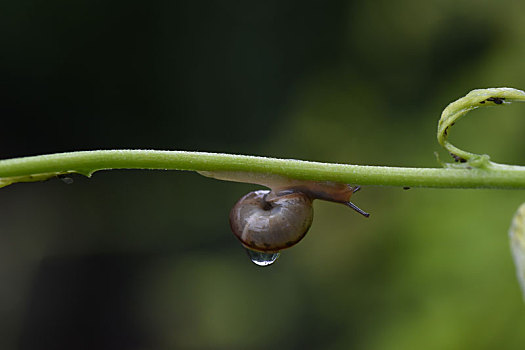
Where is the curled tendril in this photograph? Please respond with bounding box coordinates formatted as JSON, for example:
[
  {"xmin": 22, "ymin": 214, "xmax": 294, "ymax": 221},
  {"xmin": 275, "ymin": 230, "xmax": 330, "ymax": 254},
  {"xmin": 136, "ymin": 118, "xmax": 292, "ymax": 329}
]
[
  {"xmin": 437, "ymin": 88, "xmax": 525, "ymax": 169},
  {"xmin": 439, "ymin": 88, "xmax": 525, "ymax": 302}
]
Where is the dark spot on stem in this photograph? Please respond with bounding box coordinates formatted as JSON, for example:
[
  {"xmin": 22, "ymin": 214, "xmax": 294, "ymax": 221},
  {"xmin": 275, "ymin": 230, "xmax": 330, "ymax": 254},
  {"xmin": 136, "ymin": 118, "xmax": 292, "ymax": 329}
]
[
  {"xmin": 486, "ymin": 97, "xmax": 505, "ymax": 105},
  {"xmin": 403, "ymin": 186, "xmax": 411, "ymax": 190},
  {"xmin": 450, "ymin": 152, "xmax": 466, "ymax": 163}
]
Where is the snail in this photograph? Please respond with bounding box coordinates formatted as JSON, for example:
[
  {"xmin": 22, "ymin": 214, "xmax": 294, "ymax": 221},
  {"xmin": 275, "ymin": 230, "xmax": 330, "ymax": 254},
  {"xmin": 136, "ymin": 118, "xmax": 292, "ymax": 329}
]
[{"xmin": 200, "ymin": 171, "xmax": 369, "ymax": 254}]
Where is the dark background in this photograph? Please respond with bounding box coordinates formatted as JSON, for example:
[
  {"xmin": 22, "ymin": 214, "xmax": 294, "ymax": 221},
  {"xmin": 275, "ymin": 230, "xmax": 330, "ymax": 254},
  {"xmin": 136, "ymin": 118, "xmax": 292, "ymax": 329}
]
[{"xmin": 1, "ymin": 0, "xmax": 525, "ymax": 349}]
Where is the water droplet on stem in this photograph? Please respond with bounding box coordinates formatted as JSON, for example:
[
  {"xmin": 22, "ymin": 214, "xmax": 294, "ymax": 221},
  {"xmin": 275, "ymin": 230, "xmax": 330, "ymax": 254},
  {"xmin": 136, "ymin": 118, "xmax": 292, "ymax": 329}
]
[{"xmin": 57, "ymin": 174, "xmax": 74, "ymax": 184}]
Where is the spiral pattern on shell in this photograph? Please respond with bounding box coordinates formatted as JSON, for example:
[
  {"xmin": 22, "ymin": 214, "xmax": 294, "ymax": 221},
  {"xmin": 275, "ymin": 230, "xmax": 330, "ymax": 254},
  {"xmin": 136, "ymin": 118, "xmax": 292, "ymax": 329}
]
[{"xmin": 229, "ymin": 190, "xmax": 314, "ymax": 252}]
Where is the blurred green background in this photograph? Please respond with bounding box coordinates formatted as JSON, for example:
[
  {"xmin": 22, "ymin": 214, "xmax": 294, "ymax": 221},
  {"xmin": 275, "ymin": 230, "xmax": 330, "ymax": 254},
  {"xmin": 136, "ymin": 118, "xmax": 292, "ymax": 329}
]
[{"xmin": 2, "ymin": 0, "xmax": 525, "ymax": 349}]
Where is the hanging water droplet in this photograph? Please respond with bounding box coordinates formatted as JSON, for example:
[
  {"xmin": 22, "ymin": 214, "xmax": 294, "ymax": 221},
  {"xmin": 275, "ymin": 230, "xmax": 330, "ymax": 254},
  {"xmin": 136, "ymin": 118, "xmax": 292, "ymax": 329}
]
[
  {"xmin": 57, "ymin": 174, "xmax": 74, "ymax": 184},
  {"xmin": 245, "ymin": 248, "xmax": 280, "ymax": 267}
]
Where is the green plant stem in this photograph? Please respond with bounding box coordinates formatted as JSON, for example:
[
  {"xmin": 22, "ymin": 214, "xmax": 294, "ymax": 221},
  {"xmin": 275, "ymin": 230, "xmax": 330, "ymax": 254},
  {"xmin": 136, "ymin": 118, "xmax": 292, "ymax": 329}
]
[
  {"xmin": 1, "ymin": 150, "xmax": 525, "ymax": 189},
  {"xmin": 1, "ymin": 87, "xmax": 525, "ymax": 190}
]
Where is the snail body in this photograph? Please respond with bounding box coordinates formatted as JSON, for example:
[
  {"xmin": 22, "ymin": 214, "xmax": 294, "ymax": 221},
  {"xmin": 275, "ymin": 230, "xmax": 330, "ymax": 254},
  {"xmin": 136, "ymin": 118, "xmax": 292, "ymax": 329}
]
[{"xmin": 199, "ymin": 171, "xmax": 369, "ymax": 255}]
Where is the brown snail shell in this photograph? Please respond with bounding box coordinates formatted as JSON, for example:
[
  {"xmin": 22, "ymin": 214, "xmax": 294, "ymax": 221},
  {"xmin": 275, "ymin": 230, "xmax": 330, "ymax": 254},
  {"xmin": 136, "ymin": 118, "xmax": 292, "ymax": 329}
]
[{"xmin": 229, "ymin": 190, "xmax": 313, "ymax": 253}]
